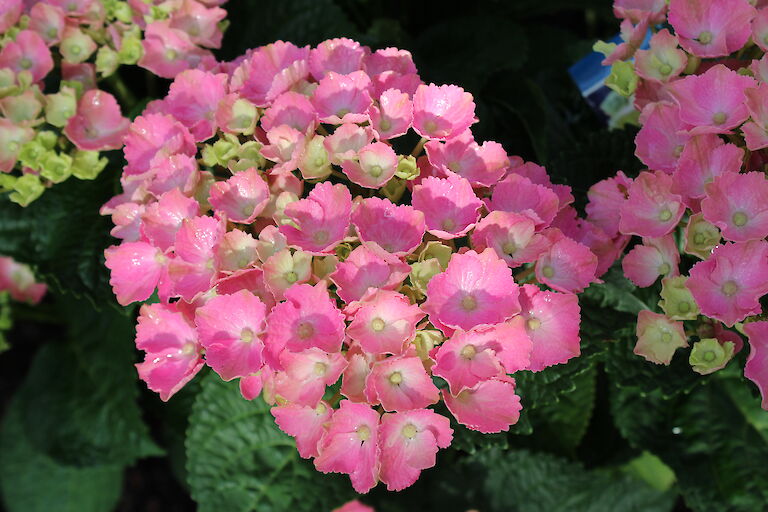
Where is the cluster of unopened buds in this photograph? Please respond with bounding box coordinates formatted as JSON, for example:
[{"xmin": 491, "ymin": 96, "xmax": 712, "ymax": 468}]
[
  {"xmin": 0, "ymin": 0, "xmax": 226, "ymax": 205},
  {"xmin": 592, "ymin": 0, "xmax": 768, "ymax": 407},
  {"xmin": 103, "ymin": 37, "xmax": 625, "ymax": 493}
]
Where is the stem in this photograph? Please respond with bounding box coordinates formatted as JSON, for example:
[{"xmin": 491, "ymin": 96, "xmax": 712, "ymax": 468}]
[
  {"xmin": 410, "ymin": 137, "xmax": 428, "ymax": 157},
  {"xmin": 105, "ymin": 72, "xmax": 137, "ymax": 109},
  {"xmin": 514, "ymin": 266, "xmax": 536, "ymax": 283},
  {"xmin": 328, "ymin": 390, "xmax": 342, "ymax": 407},
  {"xmin": 330, "ymin": 169, "xmax": 347, "ymax": 181}
]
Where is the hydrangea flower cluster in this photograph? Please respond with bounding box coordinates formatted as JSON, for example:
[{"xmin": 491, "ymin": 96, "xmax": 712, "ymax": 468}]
[
  {"xmin": 103, "ymin": 37, "xmax": 615, "ymax": 493},
  {"xmin": 594, "ymin": 0, "xmax": 768, "ymax": 409},
  {"xmin": 0, "ymin": 255, "xmax": 46, "ymax": 304},
  {"xmin": 0, "ymin": 0, "xmax": 226, "ymax": 206}
]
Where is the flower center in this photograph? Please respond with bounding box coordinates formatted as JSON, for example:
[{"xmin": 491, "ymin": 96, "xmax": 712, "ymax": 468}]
[
  {"xmin": 379, "ymin": 118, "xmax": 391, "ymax": 131},
  {"xmin": 527, "ymin": 317, "xmax": 541, "ymax": 330},
  {"xmin": 693, "ymin": 233, "xmax": 705, "ymax": 245},
  {"xmin": 703, "ymin": 350, "xmax": 716, "ymax": 362},
  {"xmin": 314, "ymin": 157, "xmax": 325, "ymax": 167},
  {"xmin": 732, "ymin": 211, "xmax": 748, "ymax": 227},
  {"xmin": 389, "ymin": 371, "xmax": 403, "ymax": 385},
  {"xmin": 461, "ymin": 294, "xmax": 478, "ymax": 311},
  {"xmin": 460, "ymin": 344, "xmax": 477, "ymax": 360},
  {"xmin": 502, "ymin": 241, "xmax": 517, "ymax": 255},
  {"xmin": 659, "ymin": 63, "xmax": 672, "ymax": 75},
  {"xmin": 369, "ymin": 164, "xmax": 383, "ymax": 178},
  {"xmin": 541, "ymin": 265, "xmax": 555, "ymax": 278},
  {"xmin": 165, "ymin": 48, "xmax": 178, "ymax": 61},
  {"xmin": 697, "ymin": 31, "xmax": 713, "ymax": 45},
  {"xmin": 356, "ymin": 424, "xmax": 371, "ymax": 441},
  {"xmin": 371, "ymin": 317, "xmax": 386, "ymax": 332},
  {"xmin": 240, "ymin": 328, "xmax": 254, "ymax": 343},
  {"xmin": 721, "ymin": 280, "xmax": 739, "ymax": 297},
  {"xmin": 402, "ymin": 423, "xmax": 418, "ymax": 439},
  {"xmin": 313, "ymin": 362, "xmax": 328, "ymax": 376},
  {"xmin": 313, "ymin": 230, "xmax": 329, "ymax": 244},
  {"xmin": 660, "ymin": 331, "xmax": 672, "ymax": 343},
  {"xmin": 712, "ymin": 112, "xmax": 727, "ymax": 125},
  {"xmin": 424, "ymin": 120, "xmax": 438, "ymax": 133},
  {"xmin": 181, "ymin": 342, "xmax": 197, "ymax": 355},
  {"xmin": 658, "ymin": 208, "xmax": 673, "ymax": 222},
  {"xmin": 678, "ymin": 302, "xmax": 690, "ymax": 313},
  {"xmin": 658, "ymin": 263, "xmax": 671, "ymax": 275},
  {"xmin": 19, "ymin": 57, "xmax": 32, "ymax": 70},
  {"xmin": 297, "ymin": 322, "xmax": 314, "ymax": 340},
  {"xmin": 336, "ymin": 108, "xmax": 350, "ymax": 118},
  {"xmin": 314, "ymin": 402, "xmax": 327, "ymax": 415},
  {"xmin": 285, "ymin": 271, "xmax": 298, "ymax": 283},
  {"xmin": 441, "ymin": 218, "xmax": 456, "ymax": 231}
]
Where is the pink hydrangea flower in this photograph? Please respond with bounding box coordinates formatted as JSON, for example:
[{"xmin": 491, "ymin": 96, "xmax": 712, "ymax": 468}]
[
  {"xmin": 260, "ymin": 91, "xmax": 318, "ymax": 134},
  {"xmin": 668, "ymin": 64, "xmax": 756, "ymax": 134},
  {"xmin": 672, "ymin": 134, "xmax": 743, "ymax": 209},
  {"xmin": 470, "ymin": 211, "xmax": 549, "ymax": 268},
  {"xmin": 309, "ymin": 38, "xmax": 367, "ymax": 80},
  {"xmin": 64, "ymin": 90, "xmax": 130, "ymax": 151},
  {"xmin": 753, "ymin": 8, "xmax": 768, "ymax": 53},
  {"xmin": 209, "ymin": 168, "xmax": 270, "ymax": 224},
  {"xmin": 314, "ymin": 400, "xmax": 380, "ymax": 494},
  {"xmin": 216, "ymin": 268, "xmax": 276, "ymax": 312},
  {"xmin": 273, "ymin": 348, "xmax": 347, "ymax": 406},
  {"xmin": 168, "ymin": 0, "xmax": 227, "ymax": 49},
  {"xmin": 535, "ymin": 231, "xmax": 597, "ymax": 294},
  {"xmin": 442, "ymin": 376, "xmax": 521, "ymax": 433},
  {"xmin": 260, "ymin": 124, "xmax": 305, "ymax": 174},
  {"xmin": 261, "ymin": 248, "xmax": 312, "ymax": 299},
  {"xmin": 104, "ymin": 242, "xmax": 168, "ymax": 305},
  {"xmin": 744, "ymin": 321, "xmax": 768, "ymax": 410},
  {"xmin": 412, "ymin": 174, "xmax": 483, "ymax": 239},
  {"xmin": 266, "ymin": 282, "xmax": 345, "ymax": 361},
  {"xmin": 412, "ymin": 84, "xmax": 475, "ymax": 140},
  {"xmin": 634, "ymin": 29, "xmax": 687, "ymax": 82},
  {"xmin": 425, "ymin": 130, "xmax": 509, "ymax": 188},
  {"xmin": 28, "ymin": 3, "xmax": 65, "ymax": 47},
  {"xmin": 0, "ymin": 257, "xmax": 46, "ymax": 304},
  {"xmin": 167, "ymin": 216, "xmax": 224, "ymax": 301},
  {"xmin": 280, "ymin": 182, "xmax": 352, "ymax": 254},
  {"xmin": 365, "ymin": 47, "xmax": 417, "ymax": 76},
  {"xmin": 585, "ymin": 171, "xmax": 632, "ymax": 238},
  {"xmin": 341, "ymin": 345, "xmax": 375, "ymax": 402},
  {"xmin": 687, "ymin": 241, "xmax": 768, "ymax": 326},
  {"xmin": 0, "ymin": 119, "xmax": 32, "ymax": 173},
  {"xmin": 141, "ymin": 189, "xmax": 200, "ymax": 251},
  {"xmin": 668, "ymin": 0, "xmax": 756, "ymax": 58},
  {"xmin": 619, "ymin": 171, "xmax": 684, "ymax": 238},
  {"xmin": 0, "ymin": 30, "xmax": 53, "ymax": 83},
  {"xmin": 613, "ymin": 0, "xmax": 667, "ymax": 24},
  {"xmin": 135, "ymin": 303, "xmax": 204, "ymax": 401},
  {"xmin": 634, "ymin": 101, "xmax": 691, "ymax": 173},
  {"xmin": 601, "ymin": 17, "xmax": 651, "ymax": 65},
  {"xmin": 742, "ymin": 83, "xmax": 768, "ymax": 150},
  {"xmin": 330, "ymin": 245, "xmax": 410, "ymax": 303},
  {"xmin": 311, "ymin": 70, "xmax": 372, "ymax": 124},
  {"xmin": 232, "ymin": 41, "xmax": 309, "ymax": 107},
  {"xmin": 333, "ymin": 500, "xmax": 375, "ymax": 512},
  {"xmin": 123, "ymin": 113, "xmax": 196, "ymax": 175},
  {"xmin": 346, "ymin": 289, "xmax": 424, "ymax": 355},
  {"xmin": 341, "ymin": 141, "xmax": 398, "ymax": 189},
  {"xmin": 139, "ymin": 22, "xmax": 213, "ymax": 79},
  {"xmin": 368, "ymin": 88, "xmax": 413, "ymax": 140},
  {"xmin": 146, "ymin": 153, "xmax": 200, "ymax": 197},
  {"xmin": 351, "ymin": 197, "xmax": 425, "ymax": 256},
  {"xmin": 489, "ymin": 174, "xmax": 560, "ymax": 229},
  {"xmin": 272, "ymin": 401, "xmax": 333, "ymax": 458},
  {"xmin": 423, "ymin": 249, "xmax": 520, "ymax": 333},
  {"xmin": 365, "ymin": 356, "xmax": 440, "ymax": 412},
  {"xmin": 701, "ymin": 172, "xmax": 768, "ymax": 242},
  {"xmin": 0, "ymin": 0, "xmax": 21, "ymax": 35},
  {"xmin": 378, "ymin": 409, "xmax": 453, "ymax": 491},
  {"xmin": 195, "ymin": 290, "xmax": 267, "ymax": 381},
  {"xmin": 622, "ymin": 236, "xmax": 680, "ymax": 288},
  {"xmin": 214, "ymin": 229, "xmax": 259, "ymax": 272},
  {"xmin": 634, "ymin": 310, "xmax": 688, "ymax": 365},
  {"xmin": 160, "ymin": 69, "xmax": 228, "ymax": 141}
]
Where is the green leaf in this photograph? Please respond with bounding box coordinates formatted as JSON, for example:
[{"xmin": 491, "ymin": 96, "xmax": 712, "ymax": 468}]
[
  {"xmin": 0, "ymin": 171, "xmax": 119, "ymax": 307},
  {"xmin": 476, "ymin": 447, "xmax": 676, "ymax": 512},
  {"xmin": 18, "ymin": 298, "xmax": 161, "ymax": 466},
  {"xmin": 186, "ymin": 373, "xmax": 355, "ymax": 512},
  {"xmin": 622, "ymin": 452, "xmax": 676, "ymax": 492},
  {"xmin": 611, "ymin": 379, "xmax": 768, "ymax": 511},
  {"xmin": 582, "ymin": 264, "xmax": 655, "ymax": 316},
  {"xmin": 0, "ymin": 395, "xmax": 122, "ymax": 512}
]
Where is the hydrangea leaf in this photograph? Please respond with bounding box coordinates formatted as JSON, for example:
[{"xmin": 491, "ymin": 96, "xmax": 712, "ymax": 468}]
[{"xmin": 185, "ymin": 373, "xmax": 355, "ymax": 512}]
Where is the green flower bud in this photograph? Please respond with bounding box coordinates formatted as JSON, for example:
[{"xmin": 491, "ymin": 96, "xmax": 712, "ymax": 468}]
[
  {"xmin": 410, "ymin": 258, "xmax": 442, "ymax": 296},
  {"xmin": 9, "ymin": 174, "xmax": 45, "ymax": 206},
  {"xmin": 18, "ymin": 140, "xmax": 46, "ymax": 170},
  {"xmin": 0, "ymin": 68, "xmax": 18, "ymax": 98},
  {"xmin": 45, "ymin": 87, "xmax": 77, "ymax": 127},
  {"xmin": 634, "ymin": 310, "xmax": 688, "ymax": 365},
  {"xmin": 413, "ymin": 329, "xmax": 444, "ymax": 364},
  {"xmin": 0, "ymin": 174, "xmax": 17, "ymax": 192},
  {"xmin": 689, "ymin": 338, "xmax": 735, "ymax": 375},
  {"xmin": 117, "ymin": 36, "xmax": 144, "ymax": 65},
  {"xmin": 15, "ymin": 70, "xmax": 33, "ymax": 90},
  {"xmin": 381, "ymin": 176, "xmax": 407, "ymax": 203},
  {"xmin": 593, "ymin": 40, "xmax": 618, "ymax": 59},
  {"xmin": 297, "ymin": 135, "xmax": 331, "ymax": 180},
  {"xmin": 221, "ymin": 97, "xmax": 258, "ymax": 135},
  {"xmin": 312, "ymin": 255, "xmax": 338, "ymax": 280},
  {"xmin": 39, "ymin": 151, "xmax": 73, "ymax": 183},
  {"xmin": 659, "ymin": 276, "xmax": 700, "ymax": 321},
  {"xmin": 36, "ymin": 130, "xmax": 57, "ymax": 150},
  {"xmin": 606, "ymin": 60, "xmax": 638, "ymax": 97},
  {"xmin": 684, "ymin": 213, "xmax": 721, "ymax": 259},
  {"xmin": 60, "ymin": 28, "xmax": 97, "ymax": 64},
  {"xmin": 395, "ymin": 154, "xmax": 419, "ymax": 180},
  {"xmin": 334, "ymin": 242, "xmax": 354, "ymax": 262},
  {"xmin": 71, "ymin": 150, "xmax": 108, "ymax": 180},
  {"xmin": 419, "ymin": 241, "xmax": 452, "ymax": 269},
  {"xmin": 2, "ymin": 89, "xmax": 43, "ymax": 125},
  {"xmin": 112, "ymin": 1, "xmax": 134, "ymax": 23},
  {"xmin": 96, "ymin": 46, "xmax": 120, "ymax": 77}
]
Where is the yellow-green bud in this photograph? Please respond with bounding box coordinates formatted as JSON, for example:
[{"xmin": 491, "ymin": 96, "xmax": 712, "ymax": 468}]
[
  {"xmin": 39, "ymin": 151, "xmax": 73, "ymax": 183},
  {"xmin": 419, "ymin": 241, "xmax": 452, "ymax": 269},
  {"xmin": 689, "ymin": 338, "xmax": 734, "ymax": 375},
  {"xmin": 409, "ymin": 258, "xmax": 442, "ymax": 296},
  {"xmin": 117, "ymin": 36, "xmax": 143, "ymax": 65},
  {"xmin": 45, "ymin": 87, "xmax": 77, "ymax": 127},
  {"xmin": 606, "ymin": 60, "xmax": 638, "ymax": 97},
  {"xmin": 395, "ymin": 154, "xmax": 419, "ymax": 180},
  {"xmin": 72, "ymin": 150, "xmax": 108, "ymax": 180},
  {"xmin": 298, "ymin": 135, "xmax": 331, "ymax": 180},
  {"xmin": 9, "ymin": 174, "xmax": 45, "ymax": 206},
  {"xmin": 0, "ymin": 174, "xmax": 17, "ymax": 192},
  {"xmin": 684, "ymin": 213, "xmax": 721, "ymax": 259},
  {"xmin": 0, "ymin": 68, "xmax": 17, "ymax": 98},
  {"xmin": 96, "ymin": 46, "xmax": 120, "ymax": 77},
  {"xmin": 60, "ymin": 28, "xmax": 96, "ymax": 64},
  {"xmin": 659, "ymin": 276, "xmax": 699, "ymax": 321}
]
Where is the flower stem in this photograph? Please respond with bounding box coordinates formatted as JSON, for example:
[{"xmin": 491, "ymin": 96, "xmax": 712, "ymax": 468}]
[{"xmin": 411, "ymin": 137, "xmax": 428, "ymax": 157}]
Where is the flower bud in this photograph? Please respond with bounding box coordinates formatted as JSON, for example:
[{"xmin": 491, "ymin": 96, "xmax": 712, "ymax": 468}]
[
  {"xmin": 18, "ymin": 139, "xmax": 46, "ymax": 170},
  {"xmin": 659, "ymin": 276, "xmax": 699, "ymax": 321},
  {"xmin": 606, "ymin": 60, "xmax": 638, "ymax": 97},
  {"xmin": 689, "ymin": 338, "xmax": 735, "ymax": 375},
  {"xmin": 634, "ymin": 310, "xmax": 688, "ymax": 365},
  {"xmin": 395, "ymin": 154, "xmax": 419, "ymax": 180},
  {"xmin": 117, "ymin": 35, "xmax": 143, "ymax": 65},
  {"xmin": 96, "ymin": 46, "xmax": 119, "ymax": 77},
  {"xmin": 0, "ymin": 89, "xmax": 43, "ymax": 125},
  {"xmin": 0, "ymin": 173, "xmax": 17, "ymax": 192},
  {"xmin": 39, "ymin": 151, "xmax": 72, "ymax": 183},
  {"xmin": 45, "ymin": 86, "xmax": 76, "ymax": 127},
  {"xmin": 9, "ymin": 174, "xmax": 44, "ymax": 206},
  {"xmin": 60, "ymin": 26, "xmax": 97, "ymax": 64},
  {"xmin": 419, "ymin": 241, "xmax": 452, "ymax": 269},
  {"xmin": 409, "ymin": 258, "xmax": 442, "ymax": 296},
  {"xmin": 684, "ymin": 213, "xmax": 721, "ymax": 259},
  {"xmin": 0, "ymin": 68, "xmax": 17, "ymax": 98},
  {"xmin": 312, "ymin": 255, "xmax": 338, "ymax": 280},
  {"xmin": 381, "ymin": 177, "xmax": 406, "ymax": 203},
  {"xmin": 297, "ymin": 134, "xmax": 331, "ymax": 180},
  {"xmin": 71, "ymin": 150, "xmax": 108, "ymax": 180},
  {"xmin": 216, "ymin": 95, "xmax": 258, "ymax": 135},
  {"xmin": 112, "ymin": 1, "xmax": 133, "ymax": 23},
  {"xmin": 227, "ymin": 140, "xmax": 266, "ymax": 173}
]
